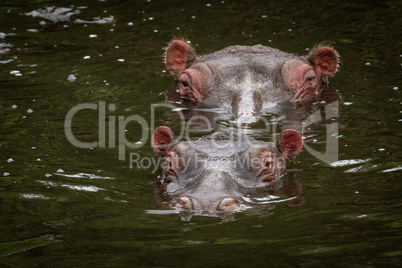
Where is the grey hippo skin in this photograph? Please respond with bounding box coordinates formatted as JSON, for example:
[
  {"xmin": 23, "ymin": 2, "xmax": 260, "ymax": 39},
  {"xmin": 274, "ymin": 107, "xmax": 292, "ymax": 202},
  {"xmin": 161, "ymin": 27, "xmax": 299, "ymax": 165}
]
[{"xmin": 165, "ymin": 40, "xmax": 340, "ymax": 124}]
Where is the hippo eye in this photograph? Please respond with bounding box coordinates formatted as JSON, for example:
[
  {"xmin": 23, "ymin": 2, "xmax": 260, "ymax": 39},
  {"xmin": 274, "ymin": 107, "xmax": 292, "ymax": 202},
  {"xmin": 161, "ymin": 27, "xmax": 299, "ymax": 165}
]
[
  {"xmin": 178, "ymin": 73, "xmax": 191, "ymax": 88},
  {"xmin": 305, "ymin": 76, "xmax": 317, "ymax": 87}
]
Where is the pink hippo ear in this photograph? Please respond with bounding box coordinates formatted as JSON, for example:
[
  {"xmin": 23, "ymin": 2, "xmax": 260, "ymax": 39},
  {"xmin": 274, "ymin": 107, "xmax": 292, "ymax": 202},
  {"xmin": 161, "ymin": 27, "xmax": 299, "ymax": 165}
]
[
  {"xmin": 165, "ymin": 40, "xmax": 196, "ymax": 77},
  {"xmin": 307, "ymin": 46, "xmax": 340, "ymax": 78},
  {"xmin": 152, "ymin": 126, "xmax": 175, "ymax": 157},
  {"xmin": 277, "ymin": 129, "xmax": 303, "ymax": 160}
]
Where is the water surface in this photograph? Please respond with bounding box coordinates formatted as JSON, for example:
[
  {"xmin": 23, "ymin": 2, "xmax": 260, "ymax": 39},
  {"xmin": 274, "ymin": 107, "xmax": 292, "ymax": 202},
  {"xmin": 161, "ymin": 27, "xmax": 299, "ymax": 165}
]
[{"xmin": 0, "ymin": 0, "xmax": 401, "ymax": 266}]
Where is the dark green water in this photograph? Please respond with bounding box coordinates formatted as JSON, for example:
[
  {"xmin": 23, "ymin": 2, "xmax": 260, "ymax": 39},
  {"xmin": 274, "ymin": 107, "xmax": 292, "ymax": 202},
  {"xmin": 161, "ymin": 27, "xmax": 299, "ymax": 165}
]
[{"xmin": 0, "ymin": 0, "xmax": 401, "ymax": 267}]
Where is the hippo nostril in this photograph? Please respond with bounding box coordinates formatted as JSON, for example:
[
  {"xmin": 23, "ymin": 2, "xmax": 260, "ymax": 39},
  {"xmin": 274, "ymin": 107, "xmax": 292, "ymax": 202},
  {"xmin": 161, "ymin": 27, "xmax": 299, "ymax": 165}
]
[
  {"xmin": 218, "ymin": 197, "xmax": 239, "ymax": 211},
  {"xmin": 177, "ymin": 196, "xmax": 192, "ymax": 210}
]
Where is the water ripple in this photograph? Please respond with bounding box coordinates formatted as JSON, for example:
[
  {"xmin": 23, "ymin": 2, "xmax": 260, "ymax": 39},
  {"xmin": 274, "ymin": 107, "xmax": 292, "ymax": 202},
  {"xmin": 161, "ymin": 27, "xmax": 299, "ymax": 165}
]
[{"xmin": 54, "ymin": 172, "xmax": 114, "ymax": 180}]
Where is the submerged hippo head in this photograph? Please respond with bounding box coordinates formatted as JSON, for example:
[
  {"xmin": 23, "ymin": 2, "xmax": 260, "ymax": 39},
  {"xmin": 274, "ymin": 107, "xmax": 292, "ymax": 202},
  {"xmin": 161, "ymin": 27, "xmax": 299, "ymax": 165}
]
[
  {"xmin": 164, "ymin": 40, "xmax": 339, "ymax": 123},
  {"xmin": 151, "ymin": 126, "xmax": 303, "ymax": 219}
]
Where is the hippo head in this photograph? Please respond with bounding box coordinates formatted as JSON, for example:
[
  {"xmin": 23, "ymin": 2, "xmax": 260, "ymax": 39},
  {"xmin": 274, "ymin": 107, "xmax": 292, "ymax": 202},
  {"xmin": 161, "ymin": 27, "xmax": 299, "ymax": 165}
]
[
  {"xmin": 164, "ymin": 40, "xmax": 339, "ymax": 124},
  {"xmin": 152, "ymin": 126, "xmax": 303, "ymax": 219}
]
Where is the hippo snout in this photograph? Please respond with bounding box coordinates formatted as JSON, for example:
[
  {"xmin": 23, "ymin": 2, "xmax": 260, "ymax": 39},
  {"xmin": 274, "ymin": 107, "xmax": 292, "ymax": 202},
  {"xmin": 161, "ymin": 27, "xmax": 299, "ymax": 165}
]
[{"xmin": 176, "ymin": 196, "xmax": 241, "ymax": 214}]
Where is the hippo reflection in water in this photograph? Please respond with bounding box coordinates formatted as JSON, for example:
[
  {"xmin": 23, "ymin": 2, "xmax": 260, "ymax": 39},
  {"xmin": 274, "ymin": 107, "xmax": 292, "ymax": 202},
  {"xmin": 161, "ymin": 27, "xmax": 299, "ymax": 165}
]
[{"xmin": 152, "ymin": 126, "xmax": 304, "ymax": 219}]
